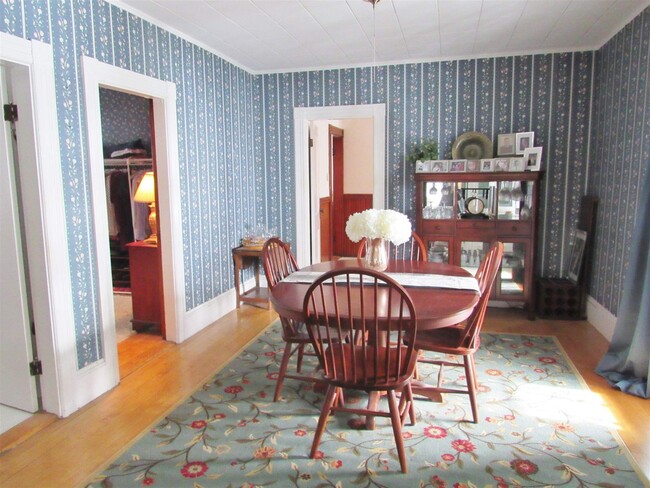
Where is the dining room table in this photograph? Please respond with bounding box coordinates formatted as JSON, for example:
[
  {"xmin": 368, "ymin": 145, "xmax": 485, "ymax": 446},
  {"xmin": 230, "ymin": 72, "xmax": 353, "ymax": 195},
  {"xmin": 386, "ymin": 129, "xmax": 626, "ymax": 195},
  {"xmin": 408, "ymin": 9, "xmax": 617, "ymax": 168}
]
[{"xmin": 269, "ymin": 257, "xmax": 481, "ymax": 428}]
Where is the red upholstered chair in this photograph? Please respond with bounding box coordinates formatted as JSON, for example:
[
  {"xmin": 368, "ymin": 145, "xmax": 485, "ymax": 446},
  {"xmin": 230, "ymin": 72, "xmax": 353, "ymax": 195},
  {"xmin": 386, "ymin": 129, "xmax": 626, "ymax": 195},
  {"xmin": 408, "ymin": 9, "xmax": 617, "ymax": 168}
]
[
  {"xmin": 413, "ymin": 241, "xmax": 503, "ymax": 423},
  {"xmin": 263, "ymin": 237, "xmax": 321, "ymax": 401},
  {"xmin": 303, "ymin": 268, "xmax": 418, "ymax": 473},
  {"xmin": 356, "ymin": 230, "xmax": 427, "ymax": 262}
]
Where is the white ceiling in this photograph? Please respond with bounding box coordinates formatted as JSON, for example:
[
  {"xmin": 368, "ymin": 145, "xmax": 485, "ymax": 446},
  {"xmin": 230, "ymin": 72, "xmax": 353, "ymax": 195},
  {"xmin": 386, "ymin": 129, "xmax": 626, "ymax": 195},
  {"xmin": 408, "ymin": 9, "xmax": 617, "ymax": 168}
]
[{"xmin": 113, "ymin": 0, "xmax": 649, "ymax": 74}]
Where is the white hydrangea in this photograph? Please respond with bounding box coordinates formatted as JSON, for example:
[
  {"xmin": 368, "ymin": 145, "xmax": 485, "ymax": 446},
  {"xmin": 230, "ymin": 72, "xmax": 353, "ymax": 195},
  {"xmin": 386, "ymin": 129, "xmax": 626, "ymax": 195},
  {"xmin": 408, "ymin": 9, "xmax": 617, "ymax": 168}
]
[{"xmin": 345, "ymin": 209, "xmax": 412, "ymax": 245}]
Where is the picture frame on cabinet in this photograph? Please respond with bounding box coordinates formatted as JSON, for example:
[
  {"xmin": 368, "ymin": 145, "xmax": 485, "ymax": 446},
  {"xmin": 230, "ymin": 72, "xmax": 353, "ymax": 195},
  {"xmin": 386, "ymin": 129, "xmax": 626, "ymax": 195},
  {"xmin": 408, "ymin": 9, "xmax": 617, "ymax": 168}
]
[
  {"xmin": 430, "ymin": 160, "xmax": 448, "ymax": 173},
  {"xmin": 567, "ymin": 230, "xmax": 587, "ymax": 283},
  {"xmin": 480, "ymin": 159, "xmax": 494, "ymax": 172},
  {"xmin": 466, "ymin": 159, "xmax": 480, "ymax": 172},
  {"xmin": 508, "ymin": 157, "xmax": 526, "ymax": 172},
  {"xmin": 415, "ymin": 160, "xmax": 428, "ymax": 173},
  {"xmin": 516, "ymin": 132, "xmax": 535, "ymax": 155},
  {"xmin": 449, "ymin": 159, "xmax": 467, "ymax": 172},
  {"xmin": 494, "ymin": 158, "xmax": 509, "ymax": 172},
  {"xmin": 523, "ymin": 147, "xmax": 543, "ymax": 171},
  {"xmin": 497, "ymin": 133, "xmax": 516, "ymax": 156}
]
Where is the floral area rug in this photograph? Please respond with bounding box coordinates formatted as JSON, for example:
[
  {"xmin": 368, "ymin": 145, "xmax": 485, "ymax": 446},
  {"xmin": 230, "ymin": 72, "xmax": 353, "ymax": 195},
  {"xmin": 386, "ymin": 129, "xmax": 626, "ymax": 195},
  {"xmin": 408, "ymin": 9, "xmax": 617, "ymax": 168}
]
[{"xmin": 87, "ymin": 322, "xmax": 647, "ymax": 487}]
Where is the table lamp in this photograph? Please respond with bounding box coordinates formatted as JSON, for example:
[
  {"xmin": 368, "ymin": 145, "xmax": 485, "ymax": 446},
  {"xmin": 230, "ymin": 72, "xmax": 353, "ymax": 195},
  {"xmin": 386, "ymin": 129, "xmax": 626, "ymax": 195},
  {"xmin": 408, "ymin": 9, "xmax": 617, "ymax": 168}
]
[{"xmin": 133, "ymin": 171, "xmax": 157, "ymax": 244}]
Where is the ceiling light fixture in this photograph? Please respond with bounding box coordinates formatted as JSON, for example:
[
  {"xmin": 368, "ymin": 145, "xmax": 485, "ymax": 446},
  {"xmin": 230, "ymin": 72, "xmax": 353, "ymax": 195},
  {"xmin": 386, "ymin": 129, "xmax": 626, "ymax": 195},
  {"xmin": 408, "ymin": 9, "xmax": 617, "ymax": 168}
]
[{"xmin": 363, "ymin": 0, "xmax": 380, "ymax": 102}]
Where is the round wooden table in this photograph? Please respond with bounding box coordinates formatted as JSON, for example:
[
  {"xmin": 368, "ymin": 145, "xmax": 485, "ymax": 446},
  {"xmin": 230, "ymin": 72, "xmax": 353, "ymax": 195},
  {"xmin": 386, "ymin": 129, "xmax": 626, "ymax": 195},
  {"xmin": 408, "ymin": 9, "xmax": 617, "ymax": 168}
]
[
  {"xmin": 271, "ymin": 258, "xmax": 480, "ymax": 428},
  {"xmin": 270, "ymin": 258, "xmax": 480, "ymax": 331}
]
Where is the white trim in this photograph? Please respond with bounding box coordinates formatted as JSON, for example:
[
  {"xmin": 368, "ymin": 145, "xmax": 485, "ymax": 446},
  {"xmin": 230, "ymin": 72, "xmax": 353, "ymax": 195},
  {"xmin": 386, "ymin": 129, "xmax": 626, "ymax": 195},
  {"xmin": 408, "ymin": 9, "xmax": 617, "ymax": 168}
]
[
  {"xmin": 0, "ymin": 33, "xmax": 75, "ymax": 417},
  {"xmin": 80, "ymin": 57, "xmax": 186, "ymax": 407},
  {"xmin": 294, "ymin": 104, "xmax": 386, "ymax": 267},
  {"xmin": 586, "ymin": 295, "xmax": 617, "ymax": 342}
]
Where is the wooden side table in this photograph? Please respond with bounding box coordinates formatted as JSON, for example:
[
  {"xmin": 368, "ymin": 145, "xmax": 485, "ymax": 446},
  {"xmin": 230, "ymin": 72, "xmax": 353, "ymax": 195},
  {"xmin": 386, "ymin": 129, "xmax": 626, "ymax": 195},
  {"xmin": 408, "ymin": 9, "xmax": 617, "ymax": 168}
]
[
  {"xmin": 232, "ymin": 246, "xmax": 270, "ymax": 309},
  {"xmin": 127, "ymin": 241, "xmax": 164, "ymax": 336}
]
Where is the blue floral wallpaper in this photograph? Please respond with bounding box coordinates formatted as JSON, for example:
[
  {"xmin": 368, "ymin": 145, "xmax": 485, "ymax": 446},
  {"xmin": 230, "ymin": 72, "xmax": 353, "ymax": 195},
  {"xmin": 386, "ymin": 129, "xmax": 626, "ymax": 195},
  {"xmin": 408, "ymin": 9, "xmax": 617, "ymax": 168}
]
[
  {"xmin": 589, "ymin": 7, "xmax": 650, "ymax": 315},
  {"xmin": 1, "ymin": 0, "xmax": 260, "ymax": 367},
  {"xmin": 99, "ymin": 88, "xmax": 151, "ymax": 154},
  {"xmin": 260, "ymin": 53, "xmax": 595, "ymax": 280},
  {"xmin": 0, "ymin": 0, "xmax": 645, "ymax": 368}
]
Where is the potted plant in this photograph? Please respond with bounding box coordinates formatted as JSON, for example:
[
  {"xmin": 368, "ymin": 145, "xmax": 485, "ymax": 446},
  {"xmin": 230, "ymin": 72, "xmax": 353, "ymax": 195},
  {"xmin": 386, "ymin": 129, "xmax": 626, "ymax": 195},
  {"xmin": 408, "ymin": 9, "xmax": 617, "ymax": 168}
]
[{"xmin": 406, "ymin": 139, "xmax": 439, "ymax": 165}]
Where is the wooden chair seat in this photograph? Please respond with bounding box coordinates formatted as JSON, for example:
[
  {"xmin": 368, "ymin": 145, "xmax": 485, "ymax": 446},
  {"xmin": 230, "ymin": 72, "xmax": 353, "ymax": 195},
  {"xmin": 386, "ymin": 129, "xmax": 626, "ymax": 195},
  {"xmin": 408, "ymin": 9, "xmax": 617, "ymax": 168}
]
[{"xmin": 412, "ymin": 241, "xmax": 503, "ymax": 423}]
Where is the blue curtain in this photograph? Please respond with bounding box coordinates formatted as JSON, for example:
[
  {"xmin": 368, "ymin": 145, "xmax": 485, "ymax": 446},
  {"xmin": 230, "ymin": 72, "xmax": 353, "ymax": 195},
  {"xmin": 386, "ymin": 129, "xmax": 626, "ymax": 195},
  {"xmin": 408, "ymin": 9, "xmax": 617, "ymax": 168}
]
[{"xmin": 595, "ymin": 169, "xmax": 650, "ymax": 398}]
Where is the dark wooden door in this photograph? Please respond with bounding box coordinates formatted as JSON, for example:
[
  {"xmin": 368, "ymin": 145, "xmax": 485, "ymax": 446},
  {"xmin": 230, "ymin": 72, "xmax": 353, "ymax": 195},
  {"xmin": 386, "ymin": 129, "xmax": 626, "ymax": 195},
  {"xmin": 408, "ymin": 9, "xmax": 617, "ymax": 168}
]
[{"xmin": 330, "ymin": 125, "xmax": 346, "ymax": 256}]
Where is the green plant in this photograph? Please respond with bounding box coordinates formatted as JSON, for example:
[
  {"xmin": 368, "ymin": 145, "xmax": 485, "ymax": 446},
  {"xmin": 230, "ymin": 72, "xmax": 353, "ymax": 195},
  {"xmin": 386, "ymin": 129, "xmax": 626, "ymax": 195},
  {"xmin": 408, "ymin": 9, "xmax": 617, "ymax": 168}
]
[{"xmin": 406, "ymin": 139, "xmax": 438, "ymax": 164}]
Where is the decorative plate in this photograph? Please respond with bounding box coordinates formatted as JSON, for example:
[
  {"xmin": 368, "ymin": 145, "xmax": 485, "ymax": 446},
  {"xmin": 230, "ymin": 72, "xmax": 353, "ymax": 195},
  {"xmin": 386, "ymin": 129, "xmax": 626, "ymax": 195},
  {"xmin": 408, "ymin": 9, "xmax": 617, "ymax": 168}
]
[{"xmin": 451, "ymin": 132, "xmax": 493, "ymax": 160}]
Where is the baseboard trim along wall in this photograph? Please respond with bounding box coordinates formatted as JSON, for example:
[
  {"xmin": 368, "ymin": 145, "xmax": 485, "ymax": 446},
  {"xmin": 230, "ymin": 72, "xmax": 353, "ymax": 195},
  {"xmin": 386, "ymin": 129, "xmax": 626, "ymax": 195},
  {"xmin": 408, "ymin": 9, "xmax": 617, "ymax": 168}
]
[{"xmin": 586, "ymin": 295, "xmax": 617, "ymax": 342}]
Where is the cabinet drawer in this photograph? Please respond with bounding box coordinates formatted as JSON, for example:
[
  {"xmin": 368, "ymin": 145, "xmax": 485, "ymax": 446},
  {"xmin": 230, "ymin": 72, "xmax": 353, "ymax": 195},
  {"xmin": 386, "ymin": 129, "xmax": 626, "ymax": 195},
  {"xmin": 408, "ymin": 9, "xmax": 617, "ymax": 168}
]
[
  {"xmin": 456, "ymin": 220, "xmax": 496, "ymax": 232},
  {"xmin": 421, "ymin": 220, "xmax": 454, "ymax": 234},
  {"xmin": 497, "ymin": 221, "xmax": 532, "ymax": 236}
]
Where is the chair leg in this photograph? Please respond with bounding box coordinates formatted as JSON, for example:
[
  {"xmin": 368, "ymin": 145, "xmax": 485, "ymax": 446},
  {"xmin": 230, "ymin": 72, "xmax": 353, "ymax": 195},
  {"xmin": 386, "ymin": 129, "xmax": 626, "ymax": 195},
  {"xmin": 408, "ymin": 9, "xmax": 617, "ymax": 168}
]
[
  {"xmin": 296, "ymin": 343, "xmax": 305, "ymax": 373},
  {"xmin": 468, "ymin": 353, "xmax": 478, "ymax": 390},
  {"xmin": 310, "ymin": 385, "xmax": 338, "ymax": 459},
  {"xmin": 273, "ymin": 341, "xmax": 294, "ymax": 402},
  {"xmin": 463, "ymin": 355, "xmax": 478, "ymax": 423},
  {"xmin": 386, "ymin": 390, "xmax": 408, "ymax": 473}
]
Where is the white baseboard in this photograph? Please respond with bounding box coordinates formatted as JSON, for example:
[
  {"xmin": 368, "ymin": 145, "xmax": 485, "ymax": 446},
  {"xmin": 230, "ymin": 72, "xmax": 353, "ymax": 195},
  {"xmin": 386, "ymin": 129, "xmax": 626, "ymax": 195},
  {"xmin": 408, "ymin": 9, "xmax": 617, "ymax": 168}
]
[
  {"xmin": 183, "ymin": 277, "xmax": 262, "ymax": 339},
  {"xmin": 586, "ymin": 295, "xmax": 617, "ymax": 342}
]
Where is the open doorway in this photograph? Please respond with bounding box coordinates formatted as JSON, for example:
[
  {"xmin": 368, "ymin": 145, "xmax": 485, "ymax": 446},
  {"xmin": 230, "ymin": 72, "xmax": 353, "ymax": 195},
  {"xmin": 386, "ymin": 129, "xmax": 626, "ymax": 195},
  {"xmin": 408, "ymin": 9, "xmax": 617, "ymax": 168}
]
[
  {"xmin": 295, "ymin": 104, "xmax": 386, "ymax": 266},
  {"xmin": 98, "ymin": 88, "xmax": 165, "ymax": 379}
]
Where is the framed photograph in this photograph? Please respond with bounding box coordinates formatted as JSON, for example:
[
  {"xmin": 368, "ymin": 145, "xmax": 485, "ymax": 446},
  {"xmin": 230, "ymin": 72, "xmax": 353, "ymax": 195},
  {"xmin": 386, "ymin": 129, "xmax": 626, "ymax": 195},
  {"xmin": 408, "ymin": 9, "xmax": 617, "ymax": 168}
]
[
  {"xmin": 508, "ymin": 157, "xmax": 526, "ymax": 172},
  {"xmin": 493, "ymin": 158, "xmax": 509, "ymax": 172},
  {"xmin": 480, "ymin": 159, "xmax": 494, "ymax": 172},
  {"xmin": 466, "ymin": 159, "xmax": 480, "ymax": 172},
  {"xmin": 449, "ymin": 159, "xmax": 466, "ymax": 172},
  {"xmin": 516, "ymin": 132, "xmax": 534, "ymax": 155},
  {"xmin": 523, "ymin": 146, "xmax": 543, "ymax": 171},
  {"xmin": 497, "ymin": 133, "xmax": 516, "ymax": 156},
  {"xmin": 415, "ymin": 160, "xmax": 428, "ymax": 173},
  {"xmin": 567, "ymin": 230, "xmax": 587, "ymax": 283},
  {"xmin": 429, "ymin": 160, "xmax": 448, "ymax": 173}
]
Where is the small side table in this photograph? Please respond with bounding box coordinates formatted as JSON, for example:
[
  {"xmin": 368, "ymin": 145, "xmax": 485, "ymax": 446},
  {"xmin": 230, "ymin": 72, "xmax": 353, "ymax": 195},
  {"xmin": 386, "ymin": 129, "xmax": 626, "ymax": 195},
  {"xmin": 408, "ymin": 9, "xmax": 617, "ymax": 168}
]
[
  {"xmin": 127, "ymin": 241, "xmax": 164, "ymax": 335},
  {"xmin": 232, "ymin": 246, "xmax": 270, "ymax": 309}
]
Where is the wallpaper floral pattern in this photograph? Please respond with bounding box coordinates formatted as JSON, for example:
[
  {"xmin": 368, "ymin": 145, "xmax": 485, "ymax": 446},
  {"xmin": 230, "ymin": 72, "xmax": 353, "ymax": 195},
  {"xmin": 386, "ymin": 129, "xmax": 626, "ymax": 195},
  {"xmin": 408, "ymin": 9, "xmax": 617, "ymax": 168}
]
[
  {"xmin": 99, "ymin": 88, "xmax": 151, "ymax": 152},
  {"xmin": 589, "ymin": 8, "xmax": 650, "ymax": 315},
  {"xmin": 0, "ymin": 0, "xmax": 646, "ymax": 368},
  {"xmin": 259, "ymin": 52, "xmax": 595, "ymax": 277}
]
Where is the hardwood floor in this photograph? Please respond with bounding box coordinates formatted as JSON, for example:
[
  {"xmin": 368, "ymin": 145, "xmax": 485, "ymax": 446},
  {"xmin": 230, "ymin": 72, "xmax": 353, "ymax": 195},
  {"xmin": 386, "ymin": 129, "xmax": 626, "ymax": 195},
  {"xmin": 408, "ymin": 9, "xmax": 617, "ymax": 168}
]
[{"xmin": 0, "ymin": 306, "xmax": 648, "ymax": 487}]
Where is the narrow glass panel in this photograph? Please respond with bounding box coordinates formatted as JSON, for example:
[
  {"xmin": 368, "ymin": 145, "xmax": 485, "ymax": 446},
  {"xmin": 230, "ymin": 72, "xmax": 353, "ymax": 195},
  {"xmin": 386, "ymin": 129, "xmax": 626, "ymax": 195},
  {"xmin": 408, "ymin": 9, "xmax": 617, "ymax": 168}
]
[
  {"xmin": 426, "ymin": 240, "xmax": 449, "ymax": 264},
  {"xmin": 500, "ymin": 242, "xmax": 526, "ymax": 296}
]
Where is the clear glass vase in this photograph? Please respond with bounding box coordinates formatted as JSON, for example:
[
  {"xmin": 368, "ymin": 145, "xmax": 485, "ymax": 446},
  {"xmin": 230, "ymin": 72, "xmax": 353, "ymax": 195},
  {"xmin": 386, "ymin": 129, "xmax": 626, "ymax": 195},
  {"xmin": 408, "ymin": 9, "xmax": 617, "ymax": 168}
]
[{"xmin": 365, "ymin": 238, "xmax": 389, "ymax": 271}]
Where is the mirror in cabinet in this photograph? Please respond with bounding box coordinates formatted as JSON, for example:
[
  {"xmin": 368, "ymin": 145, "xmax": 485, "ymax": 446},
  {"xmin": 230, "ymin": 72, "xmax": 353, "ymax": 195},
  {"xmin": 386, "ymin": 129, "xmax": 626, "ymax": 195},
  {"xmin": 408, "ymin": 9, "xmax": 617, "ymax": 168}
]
[
  {"xmin": 422, "ymin": 181, "xmax": 455, "ymax": 220},
  {"xmin": 497, "ymin": 180, "xmax": 534, "ymax": 221},
  {"xmin": 499, "ymin": 241, "xmax": 528, "ymax": 298},
  {"xmin": 457, "ymin": 181, "xmax": 495, "ymax": 219}
]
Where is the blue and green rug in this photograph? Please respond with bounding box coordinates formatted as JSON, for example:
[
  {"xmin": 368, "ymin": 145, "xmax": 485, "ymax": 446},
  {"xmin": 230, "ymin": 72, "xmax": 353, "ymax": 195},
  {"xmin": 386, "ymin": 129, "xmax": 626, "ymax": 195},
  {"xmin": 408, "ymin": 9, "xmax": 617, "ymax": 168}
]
[{"xmin": 87, "ymin": 322, "xmax": 647, "ymax": 487}]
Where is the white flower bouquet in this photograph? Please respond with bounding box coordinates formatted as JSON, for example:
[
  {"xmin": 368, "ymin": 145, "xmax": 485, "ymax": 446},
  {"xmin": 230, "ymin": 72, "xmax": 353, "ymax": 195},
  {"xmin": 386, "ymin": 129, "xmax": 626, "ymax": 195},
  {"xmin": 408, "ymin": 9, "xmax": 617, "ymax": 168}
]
[{"xmin": 345, "ymin": 209, "xmax": 412, "ymax": 245}]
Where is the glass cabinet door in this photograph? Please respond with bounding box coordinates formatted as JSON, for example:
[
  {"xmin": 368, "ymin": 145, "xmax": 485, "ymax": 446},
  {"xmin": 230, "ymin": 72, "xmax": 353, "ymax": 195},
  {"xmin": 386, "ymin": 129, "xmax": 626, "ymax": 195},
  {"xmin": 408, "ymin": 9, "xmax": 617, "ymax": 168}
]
[
  {"xmin": 422, "ymin": 181, "xmax": 455, "ymax": 220},
  {"xmin": 496, "ymin": 180, "xmax": 534, "ymax": 221},
  {"xmin": 425, "ymin": 238, "xmax": 451, "ymax": 264},
  {"xmin": 458, "ymin": 240, "xmax": 490, "ymax": 275},
  {"xmin": 498, "ymin": 241, "xmax": 528, "ymax": 298},
  {"xmin": 456, "ymin": 181, "xmax": 496, "ymax": 219}
]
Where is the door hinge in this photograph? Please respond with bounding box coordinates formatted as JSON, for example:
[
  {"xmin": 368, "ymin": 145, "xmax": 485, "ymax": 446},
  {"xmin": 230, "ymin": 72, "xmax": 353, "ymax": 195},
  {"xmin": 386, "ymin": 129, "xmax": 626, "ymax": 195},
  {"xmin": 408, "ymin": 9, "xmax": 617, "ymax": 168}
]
[
  {"xmin": 4, "ymin": 103, "xmax": 18, "ymax": 122},
  {"xmin": 30, "ymin": 359, "xmax": 42, "ymax": 376}
]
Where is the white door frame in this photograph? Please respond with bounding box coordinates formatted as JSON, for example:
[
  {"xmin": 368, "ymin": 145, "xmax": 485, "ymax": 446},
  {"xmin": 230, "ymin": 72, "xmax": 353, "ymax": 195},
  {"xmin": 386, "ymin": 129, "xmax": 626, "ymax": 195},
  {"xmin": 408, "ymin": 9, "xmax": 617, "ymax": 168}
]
[
  {"xmin": 0, "ymin": 33, "xmax": 76, "ymax": 417},
  {"xmin": 81, "ymin": 57, "xmax": 185, "ymax": 393},
  {"xmin": 293, "ymin": 104, "xmax": 386, "ymax": 267}
]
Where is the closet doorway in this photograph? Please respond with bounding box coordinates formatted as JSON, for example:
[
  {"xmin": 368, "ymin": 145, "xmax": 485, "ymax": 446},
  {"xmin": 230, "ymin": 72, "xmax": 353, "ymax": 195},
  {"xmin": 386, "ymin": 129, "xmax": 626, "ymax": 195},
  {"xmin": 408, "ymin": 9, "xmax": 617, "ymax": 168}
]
[{"xmin": 99, "ymin": 88, "xmax": 166, "ymax": 378}]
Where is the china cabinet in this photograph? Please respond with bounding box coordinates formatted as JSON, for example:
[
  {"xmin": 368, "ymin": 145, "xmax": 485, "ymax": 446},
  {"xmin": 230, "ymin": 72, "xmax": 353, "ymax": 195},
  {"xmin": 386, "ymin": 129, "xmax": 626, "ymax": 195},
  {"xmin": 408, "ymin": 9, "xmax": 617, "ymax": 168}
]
[{"xmin": 415, "ymin": 171, "xmax": 542, "ymax": 318}]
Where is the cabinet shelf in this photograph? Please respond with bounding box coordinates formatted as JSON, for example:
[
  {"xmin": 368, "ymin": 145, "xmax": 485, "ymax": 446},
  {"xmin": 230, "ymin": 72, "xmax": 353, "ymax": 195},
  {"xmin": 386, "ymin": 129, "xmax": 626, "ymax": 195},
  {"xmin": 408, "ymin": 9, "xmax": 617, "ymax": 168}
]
[{"xmin": 415, "ymin": 171, "xmax": 542, "ymax": 319}]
